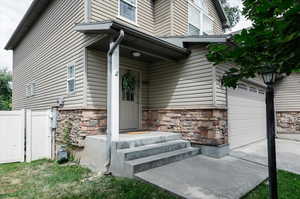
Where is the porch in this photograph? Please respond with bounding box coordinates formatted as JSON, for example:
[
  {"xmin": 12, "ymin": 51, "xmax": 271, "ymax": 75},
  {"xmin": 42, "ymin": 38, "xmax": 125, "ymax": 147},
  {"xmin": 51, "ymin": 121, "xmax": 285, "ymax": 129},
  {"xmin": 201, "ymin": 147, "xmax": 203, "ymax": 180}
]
[
  {"xmin": 79, "ymin": 131, "xmax": 199, "ymax": 177},
  {"xmin": 76, "ymin": 21, "xmax": 191, "ymax": 141},
  {"xmin": 73, "ymin": 21, "xmax": 229, "ymax": 177},
  {"xmin": 75, "ymin": 21, "xmax": 227, "ymax": 147}
]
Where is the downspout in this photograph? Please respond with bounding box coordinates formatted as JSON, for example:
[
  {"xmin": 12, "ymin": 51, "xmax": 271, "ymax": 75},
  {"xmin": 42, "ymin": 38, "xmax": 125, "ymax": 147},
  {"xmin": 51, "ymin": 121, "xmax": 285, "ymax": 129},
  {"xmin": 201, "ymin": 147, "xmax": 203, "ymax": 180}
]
[{"xmin": 105, "ymin": 30, "xmax": 125, "ymax": 174}]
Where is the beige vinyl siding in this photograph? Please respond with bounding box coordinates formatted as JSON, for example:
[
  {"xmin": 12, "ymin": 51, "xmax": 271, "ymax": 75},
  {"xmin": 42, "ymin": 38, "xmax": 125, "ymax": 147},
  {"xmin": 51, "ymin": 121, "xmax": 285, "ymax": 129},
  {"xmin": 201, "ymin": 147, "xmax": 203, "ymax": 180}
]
[
  {"xmin": 275, "ymin": 73, "xmax": 300, "ymax": 111},
  {"xmin": 215, "ymin": 63, "xmax": 266, "ymax": 107},
  {"xmin": 148, "ymin": 46, "xmax": 214, "ymax": 108},
  {"xmin": 206, "ymin": 0, "xmax": 223, "ymax": 34},
  {"xmin": 187, "ymin": 0, "xmax": 224, "ymax": 35},
  {"xmin": 172, "ymin": 0, "xmax": 189, "ymax": 36},
  {"xmin": 91, "ymin": 0, "xmax": 155, "ymax": 35},
  {"xmin": 90, "ymin": 0, "xmax": 223, "ymax": 37},
  {"xmin": 12, "ymin": 0, "xmax": 93, "ymax": 110},
  {"xmin": 215, "ymin": 63, "xmax": 230, "ymax": 106},
  {"xmin": 86, "ymin": 48, "xmax": 149, "ymax": 109},
  {"xmin": 154, "ymin": 0, "xmax": 172, "ymax": 36}
]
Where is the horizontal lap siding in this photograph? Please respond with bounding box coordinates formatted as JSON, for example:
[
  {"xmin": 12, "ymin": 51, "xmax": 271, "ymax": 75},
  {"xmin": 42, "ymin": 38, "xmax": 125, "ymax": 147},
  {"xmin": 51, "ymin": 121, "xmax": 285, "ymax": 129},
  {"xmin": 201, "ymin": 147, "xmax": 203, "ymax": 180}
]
[
  {"xmin": 148, "ymin": 47, "xmax": 214, "ymax": 108},
  {"xmin": 12, "ymin": 0, "xmax": 92, "ymax": 110},
  {"xmin": 275, "ymin": 73, "xmax": 300, "ymax": 111},
  {"xmin": 173, "ymin": 0, "xmax": 188, "ymax": 36},
  {"xmin": 86, "ymin": 49, "xmax": 149, "ymax": 109},
  {"xmin": 154, "ymin": 0, "xmax": 172, "ymax": 36},
  {"xmin": 86, "ymin": 50, "xmax": 107, "ymax": 108},
  {"xmin": 215, "ymin": 63, "xmax": 231, "ymax": 106},
  {"xmin": 206, "ymin": 0, "xmax": 223, "ymax": 34},
  {"xmin": 91, "ymin": 0, "xmax": 154, "ymax": 35},
  {"xmin": 215, "ymin": 63, "xmax": 266, "ymax": 108},
  {"xmin": 186, "ymin": 0, "xmax": 224, "ymax": 34}
]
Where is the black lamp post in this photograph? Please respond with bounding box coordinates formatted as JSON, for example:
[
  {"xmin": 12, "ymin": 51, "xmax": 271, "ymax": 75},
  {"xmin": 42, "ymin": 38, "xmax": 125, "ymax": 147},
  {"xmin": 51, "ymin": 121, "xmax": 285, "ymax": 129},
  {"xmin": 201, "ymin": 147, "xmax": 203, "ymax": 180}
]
[{"xmin": 262, "ymin": 71, "xmax": 278, "ymax": 199}]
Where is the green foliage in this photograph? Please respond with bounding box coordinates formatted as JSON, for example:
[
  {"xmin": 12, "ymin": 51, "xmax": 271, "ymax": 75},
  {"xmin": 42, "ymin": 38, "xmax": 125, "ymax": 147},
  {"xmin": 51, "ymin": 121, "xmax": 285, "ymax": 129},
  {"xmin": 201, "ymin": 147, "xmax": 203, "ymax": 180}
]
[
  {"xmin": 244, "ymin": 170, "xmax": 300, "ymax": 199},
  {"xmin": 63, "ymin": 121, "xmax": 73, "ymax": 150},
  {"xmin": 0, "ymin": 69, "xmax": 12, "ymax": 110},
  {"xmin": 0, "ymin": 160, "xmax": 177, "ymax": 199},
  {"xmin": 122, "ymin": 71, "xmax": 136, "ymax": 92},
  {"xmin": 207, "ymin": 0, "xmax": 300, "ymax": 88},
  {"xmin": 221, "ymin": 0, "xmax": 241, "ymax": 28}
]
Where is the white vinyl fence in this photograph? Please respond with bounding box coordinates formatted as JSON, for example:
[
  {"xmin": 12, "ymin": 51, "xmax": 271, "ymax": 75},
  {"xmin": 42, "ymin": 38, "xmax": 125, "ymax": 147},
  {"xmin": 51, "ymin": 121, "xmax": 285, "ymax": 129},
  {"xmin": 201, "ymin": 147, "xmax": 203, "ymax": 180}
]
[
  {"xmin": 0, "ymin": 109, "xmax": 52, "ymax": 164},
  {"xmin": 0, "ymin": 110, "xmax": 25, "ymax": 164}
]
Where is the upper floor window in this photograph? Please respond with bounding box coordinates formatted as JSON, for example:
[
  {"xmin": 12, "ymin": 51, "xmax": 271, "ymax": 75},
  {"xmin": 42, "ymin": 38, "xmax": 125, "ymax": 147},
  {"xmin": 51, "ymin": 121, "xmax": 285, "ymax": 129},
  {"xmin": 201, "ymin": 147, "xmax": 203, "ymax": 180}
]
[
  {"xmin": 194, "ymin": 0, "xmax": 208, "ymax": 12},
  {"xmin": 67, "ymin": 64, "xmax": 76, "ymax": 94},
  {"xmin": 188, "ymin": 0, "xmax": 214, "ymax": 35},
  {"xmin": 119, "ymin": 0, "xmax": 137, "ymax": 23}
]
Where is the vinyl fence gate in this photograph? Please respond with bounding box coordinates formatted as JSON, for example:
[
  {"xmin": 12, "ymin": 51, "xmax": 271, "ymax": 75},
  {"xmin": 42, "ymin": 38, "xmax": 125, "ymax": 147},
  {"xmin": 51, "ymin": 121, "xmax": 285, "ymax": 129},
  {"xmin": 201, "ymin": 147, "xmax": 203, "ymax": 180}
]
[{"xmin": 0, "ymin": 109, "xmax": 53, "ymax": 164}]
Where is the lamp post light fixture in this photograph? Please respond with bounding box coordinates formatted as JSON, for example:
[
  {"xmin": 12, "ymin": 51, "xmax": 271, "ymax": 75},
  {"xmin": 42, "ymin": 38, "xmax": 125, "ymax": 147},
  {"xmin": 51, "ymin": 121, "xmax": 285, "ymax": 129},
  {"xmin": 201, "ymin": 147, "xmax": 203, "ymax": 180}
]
[{"xmin": 262, "ymin": 70, "xmax": 278, "ymax": 199}]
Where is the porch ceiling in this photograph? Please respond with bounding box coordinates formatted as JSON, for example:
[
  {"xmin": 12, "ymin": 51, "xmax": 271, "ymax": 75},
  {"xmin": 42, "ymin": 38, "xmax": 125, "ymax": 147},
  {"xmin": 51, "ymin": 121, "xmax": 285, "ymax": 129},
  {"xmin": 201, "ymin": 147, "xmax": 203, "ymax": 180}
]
[{"xmin": 75, "ymin": 21, "xmax": 191, "ymax": 63}]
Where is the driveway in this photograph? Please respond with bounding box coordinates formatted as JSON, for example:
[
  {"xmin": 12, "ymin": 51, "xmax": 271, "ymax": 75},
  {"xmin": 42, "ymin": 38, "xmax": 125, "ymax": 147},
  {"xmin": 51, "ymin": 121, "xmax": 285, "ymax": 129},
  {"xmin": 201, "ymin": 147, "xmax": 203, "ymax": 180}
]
[{"xmin": 230, "ymin": 139, "xmax": 300, "ymax": 175}]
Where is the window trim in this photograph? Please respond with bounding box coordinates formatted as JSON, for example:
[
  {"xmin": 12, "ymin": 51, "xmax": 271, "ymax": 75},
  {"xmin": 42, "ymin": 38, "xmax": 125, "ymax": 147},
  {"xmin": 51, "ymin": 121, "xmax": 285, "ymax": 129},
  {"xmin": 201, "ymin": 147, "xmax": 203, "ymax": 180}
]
[
  {"xmin": 188, "ymin": 0, "xmax": 215, "ymax": 35},
  {"xmin": 118, "ymin": 0, "xmax": 138, "ymax": 26},
  {"xmin": 26, "ymin": 82, "xmax": 35, "ymax": 98},
  {"xmin": 67, "ymin": 63, "xmax": 76, "ymax": 95},
  {"xmin": 26, "ymin": 84, "xmax": 31, "ymax": 98}
]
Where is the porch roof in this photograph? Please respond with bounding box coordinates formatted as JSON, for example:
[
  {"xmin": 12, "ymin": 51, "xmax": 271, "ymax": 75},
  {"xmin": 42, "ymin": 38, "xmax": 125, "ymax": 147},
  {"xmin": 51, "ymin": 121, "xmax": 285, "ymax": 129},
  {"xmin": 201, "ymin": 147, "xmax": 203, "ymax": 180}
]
[
  {"xmin": 74, "ymin": 21, "xmax": 191, "ymax": 61},
  {"xmin": 161, "ymin": 34, "xmax": 232, "ymax": 48}
]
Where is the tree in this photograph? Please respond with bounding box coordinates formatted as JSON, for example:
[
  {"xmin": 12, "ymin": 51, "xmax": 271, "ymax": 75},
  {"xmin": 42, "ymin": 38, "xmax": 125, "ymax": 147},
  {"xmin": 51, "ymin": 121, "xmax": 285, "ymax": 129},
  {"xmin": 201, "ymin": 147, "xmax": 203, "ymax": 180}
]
[
  {"xmin": 220, "ymin": 0, "xmax": 241, "ymax": 28},
  {"xmin": 0, "ymin": 69, "xmax": 12, "ymax": 110},
  {"xmin": 207, "ymin": 1, "xmax": 300, "ymax": 198},
  {"xmin": 207, "ymin": 0, "xmax": 300, "ymax": 88}
]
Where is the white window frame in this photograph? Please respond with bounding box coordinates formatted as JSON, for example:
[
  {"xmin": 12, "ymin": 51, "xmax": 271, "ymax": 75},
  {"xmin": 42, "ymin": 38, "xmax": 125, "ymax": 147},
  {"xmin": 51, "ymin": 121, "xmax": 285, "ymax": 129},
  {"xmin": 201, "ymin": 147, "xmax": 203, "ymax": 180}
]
[
  {"xmin": 26, "ymin": 82, "xmax": 35, "ymax": 98},
  {"xmin": 67, "ymin": 63, "xmax": 76, "ymax": 94},
  {"xmin": 188, "ymin": 0, "xmax": 215, "ymax": 35},
  {"xmin": 26, "ymin": 84, "xmax": 31, "ymax": 98},
  {"xmin": 118, "ymin": 0, "xmax": 138, "ymax": 25}
]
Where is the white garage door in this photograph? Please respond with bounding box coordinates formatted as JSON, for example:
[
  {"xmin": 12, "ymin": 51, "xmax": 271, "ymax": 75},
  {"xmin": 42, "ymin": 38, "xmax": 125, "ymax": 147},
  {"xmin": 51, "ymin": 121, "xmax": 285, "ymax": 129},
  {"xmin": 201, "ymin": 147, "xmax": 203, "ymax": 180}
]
[{"xmin": 228, "ymin": 84, "xmax": 267, "ymax": 149}]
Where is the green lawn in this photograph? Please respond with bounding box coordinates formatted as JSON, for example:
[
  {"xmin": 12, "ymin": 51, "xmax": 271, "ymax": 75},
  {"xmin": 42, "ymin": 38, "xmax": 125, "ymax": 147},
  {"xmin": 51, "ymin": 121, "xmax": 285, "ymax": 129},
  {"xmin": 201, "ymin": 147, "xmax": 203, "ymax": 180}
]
[
  {"xmin": 0, "ymin": 160, "xmax": 177, "ymax": 199},
  {"xmin": 244, "ymin": 170, "xmax": 300, "ymax": 199}
]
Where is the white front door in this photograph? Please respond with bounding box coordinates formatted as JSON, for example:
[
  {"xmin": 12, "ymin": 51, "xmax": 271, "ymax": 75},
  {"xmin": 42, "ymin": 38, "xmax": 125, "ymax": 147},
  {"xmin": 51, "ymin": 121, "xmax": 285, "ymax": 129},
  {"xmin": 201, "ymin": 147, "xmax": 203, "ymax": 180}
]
[
  {"xmin": 120, "ymin": 69, "xmax": 140, "ymax": 130},
  {"xmin": 228, "ymin": 84, "xmax": 267, "ymax": 149}
]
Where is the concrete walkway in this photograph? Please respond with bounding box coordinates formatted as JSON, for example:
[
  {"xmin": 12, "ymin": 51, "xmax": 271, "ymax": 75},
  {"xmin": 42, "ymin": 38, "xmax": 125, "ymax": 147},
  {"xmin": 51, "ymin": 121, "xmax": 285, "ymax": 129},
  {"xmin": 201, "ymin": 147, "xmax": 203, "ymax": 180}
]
[
  {"xmin": 136, "ymin": 139, "xmax": 300, "ymax": 199},
  {"xmin": 230, "ymin": 139, "xmax": 300, "ymax": 175},
  {"xmin": 136, "ymin": 155, "xmax": 268, "ymax": 199}
]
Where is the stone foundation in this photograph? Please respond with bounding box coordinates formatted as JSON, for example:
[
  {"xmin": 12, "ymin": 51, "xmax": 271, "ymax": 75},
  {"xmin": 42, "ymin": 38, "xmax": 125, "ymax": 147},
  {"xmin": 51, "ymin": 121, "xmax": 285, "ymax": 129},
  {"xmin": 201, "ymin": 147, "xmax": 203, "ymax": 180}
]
[
  {"xmin": 277, "ymin": 111, "xmax": 300, "ymax": 134},
  {"xmin": 56, "ymin": 108, "xmax": 227, "ymax": 149},
  {"xmin": 56, "ymin": 109, "xmax": 107, "ymax": 148},
  {"xmin": 142, "ymin": 109, "xmax": 228, "ymax": 146}
]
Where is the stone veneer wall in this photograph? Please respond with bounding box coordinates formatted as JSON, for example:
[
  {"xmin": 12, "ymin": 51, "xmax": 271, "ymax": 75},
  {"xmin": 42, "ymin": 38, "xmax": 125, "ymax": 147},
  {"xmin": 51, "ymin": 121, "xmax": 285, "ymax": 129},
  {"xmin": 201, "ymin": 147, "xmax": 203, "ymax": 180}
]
[
  {"xmin": 56, "ymin": 109, "xmax": 107, "ymax": 148},
  {"xmin": 142, "ymin": 109, "xmax": 228, "ymax": 146},
  {"xmin": 276, "ymin": 111, "xmax": 300, "ymax": 134},
  {"xmin": 56, "ymin": 108, "xmax": 227, "ymax": 148}
]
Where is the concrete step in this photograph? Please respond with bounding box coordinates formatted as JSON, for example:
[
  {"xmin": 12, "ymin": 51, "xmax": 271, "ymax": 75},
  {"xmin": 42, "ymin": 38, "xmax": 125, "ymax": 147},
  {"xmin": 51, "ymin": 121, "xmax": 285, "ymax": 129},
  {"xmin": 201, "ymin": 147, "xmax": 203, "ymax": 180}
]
[
  {"xmin": 118, "ymin": 140, "xmax": 191, "ymax": 161},
  {"xmin": 125, "ymin": 147, "xmax": 200, "ymax": 175},
  {"xmin": 114, "ymin": 133, "xmax": 182, "ymax": 150}
]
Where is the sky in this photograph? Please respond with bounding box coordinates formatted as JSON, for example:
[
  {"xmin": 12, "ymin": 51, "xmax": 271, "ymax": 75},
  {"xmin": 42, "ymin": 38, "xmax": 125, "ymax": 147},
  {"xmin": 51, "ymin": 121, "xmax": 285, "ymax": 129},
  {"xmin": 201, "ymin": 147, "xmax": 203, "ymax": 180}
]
[{"xmin": 0, "ymin": 0, "xmax": 251, "ymax": 71}]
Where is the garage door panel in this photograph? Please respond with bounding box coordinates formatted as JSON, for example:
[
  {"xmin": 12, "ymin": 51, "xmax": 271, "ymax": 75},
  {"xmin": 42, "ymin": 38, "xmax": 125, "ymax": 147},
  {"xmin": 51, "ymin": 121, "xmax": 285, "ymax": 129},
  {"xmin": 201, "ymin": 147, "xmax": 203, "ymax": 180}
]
[{"xmin": 228, "ymin": 87, "xmax": 266, "ymax": 149}]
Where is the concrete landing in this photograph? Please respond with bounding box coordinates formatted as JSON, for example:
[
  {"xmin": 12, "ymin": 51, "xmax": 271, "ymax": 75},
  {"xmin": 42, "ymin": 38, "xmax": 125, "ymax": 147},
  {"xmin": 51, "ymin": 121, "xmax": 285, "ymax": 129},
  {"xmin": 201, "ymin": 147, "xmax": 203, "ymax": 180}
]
[{"xmin": 136, "ymin": 155, "xmax": 268, "ymax": 199}]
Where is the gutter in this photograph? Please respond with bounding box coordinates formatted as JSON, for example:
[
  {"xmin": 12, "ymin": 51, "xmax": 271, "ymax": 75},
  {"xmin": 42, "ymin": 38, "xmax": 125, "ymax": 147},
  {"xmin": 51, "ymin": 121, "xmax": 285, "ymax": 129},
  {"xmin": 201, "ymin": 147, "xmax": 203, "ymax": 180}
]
[
  {"xmin": 105, "ymin": 30, "xmax": 125, "ymax": 174},
  {"xmin": 74, "ymin": 21, "xmax": 190, "ymax": 57}
]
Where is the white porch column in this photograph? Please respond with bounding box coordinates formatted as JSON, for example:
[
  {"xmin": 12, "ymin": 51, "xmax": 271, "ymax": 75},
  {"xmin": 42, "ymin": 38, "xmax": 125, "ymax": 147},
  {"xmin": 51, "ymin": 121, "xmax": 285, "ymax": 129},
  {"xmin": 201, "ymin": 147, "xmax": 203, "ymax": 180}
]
[{"xmin": 107, "ymin": 41, "xmax": 120, "ymax": 141}]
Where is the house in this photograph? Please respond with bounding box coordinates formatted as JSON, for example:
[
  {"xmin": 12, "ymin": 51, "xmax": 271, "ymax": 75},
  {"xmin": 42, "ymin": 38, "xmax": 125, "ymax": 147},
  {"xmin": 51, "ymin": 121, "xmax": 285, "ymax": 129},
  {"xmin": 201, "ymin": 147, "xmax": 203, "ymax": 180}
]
[
  {"xmin": 275, "ymin": 73, "xmax": 300, "ymax": 140},
  {"xmin": 5, "ymin": 0, "xmax": 268, "ymax": 175}
]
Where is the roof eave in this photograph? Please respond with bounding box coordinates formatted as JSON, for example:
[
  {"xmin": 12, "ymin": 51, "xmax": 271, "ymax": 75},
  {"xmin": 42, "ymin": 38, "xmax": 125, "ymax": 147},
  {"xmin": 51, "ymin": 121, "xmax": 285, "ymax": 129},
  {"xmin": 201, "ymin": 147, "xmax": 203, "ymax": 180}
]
[
  {"xmin": 74, "ymin": 21, "xmax": 190, "ymax": 56},
  {"xmin": 4, "ymin": 0, "xmax": 52, "ymax": 50},
  {"xmin": 212, "ymin": 0, "xmax": 229, "ymax": 30}
]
